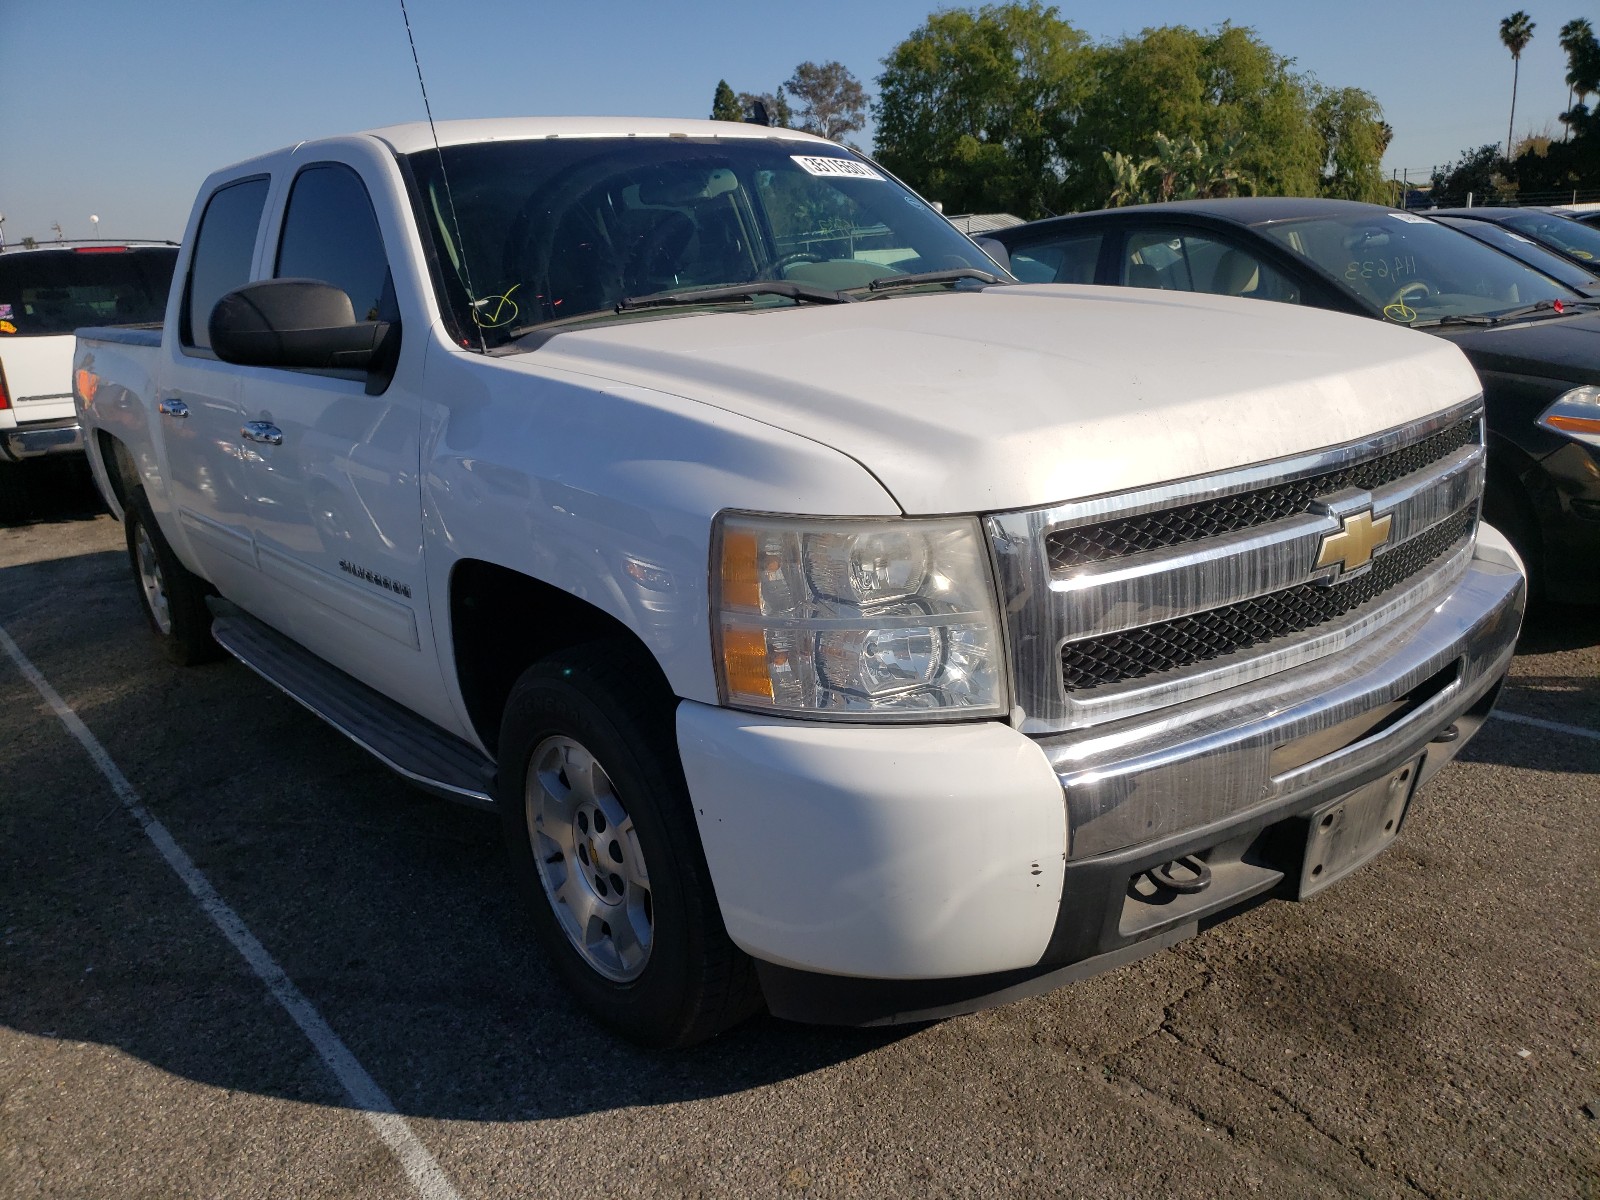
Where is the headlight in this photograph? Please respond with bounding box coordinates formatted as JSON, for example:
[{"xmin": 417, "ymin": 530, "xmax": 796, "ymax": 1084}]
[
  {"xmin": 713, "ymin": 513, "xmax": 1008, "ymax": 720},
  {"xmin": 1537, "ymin": 385, "xmax": 1600, "ymax": 448}
]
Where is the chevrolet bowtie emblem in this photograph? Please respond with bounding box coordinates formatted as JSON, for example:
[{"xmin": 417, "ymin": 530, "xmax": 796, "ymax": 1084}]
[{"xmin": 1317, "ymin": 508, "xmax": 1392, "ymax": 576}]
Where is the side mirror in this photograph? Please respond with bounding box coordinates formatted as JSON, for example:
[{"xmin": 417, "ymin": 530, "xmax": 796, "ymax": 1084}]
[
  {"xmin": 973, "ymin": 237, "xmax": 1011, "ymax": 273},
  {"xmin": 209, "ymin": 278, "xmax": 396, "ymax": 371}
]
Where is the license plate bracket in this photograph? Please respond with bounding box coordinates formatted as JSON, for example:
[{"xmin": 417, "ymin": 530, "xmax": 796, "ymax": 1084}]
[{"xmin": 1298, "ymin": 757, "xmax": 1420, "ymax": 898}]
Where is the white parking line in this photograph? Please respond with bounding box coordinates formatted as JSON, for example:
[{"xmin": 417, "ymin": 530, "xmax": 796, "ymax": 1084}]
[
  {"xmin": 0, "ymin": 624, "xmax": 464, "ymax": 1200},
  {"xmin": 1492, "ymin": 709, "xmax": 1600, "ymax": 743}
]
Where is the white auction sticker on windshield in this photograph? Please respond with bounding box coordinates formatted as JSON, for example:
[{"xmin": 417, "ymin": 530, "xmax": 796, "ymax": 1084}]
[
  {"xmin": 1390, "ymin": 212, "xmax": 1431, "ymax": 224},
  {"xmin": 791, "ymin": 156, "xmax": 884, "ymax": 181}
]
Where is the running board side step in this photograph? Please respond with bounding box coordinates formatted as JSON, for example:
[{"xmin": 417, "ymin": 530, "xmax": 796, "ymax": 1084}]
[{"xmin": 208, "ymin": 600, "xmax": 497, "ymax": 809}]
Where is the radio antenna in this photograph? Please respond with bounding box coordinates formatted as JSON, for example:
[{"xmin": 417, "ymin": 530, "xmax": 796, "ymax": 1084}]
[{"xmin": 399, "ymin": 0, "xmax": 485, "ymax": 351}]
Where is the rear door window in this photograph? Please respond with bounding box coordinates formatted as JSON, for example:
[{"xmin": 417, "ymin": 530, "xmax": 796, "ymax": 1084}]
[
  {"xmin": 1120, "ymin": 228, "xmax": 1301, "ymax": 304},
  {"xmin": 182, "ymin": 176, "xmax": 271, "ymax": 350},
  {"xmin": 0, "ymin": 247, "xmax": 178, "ymax": 337}
]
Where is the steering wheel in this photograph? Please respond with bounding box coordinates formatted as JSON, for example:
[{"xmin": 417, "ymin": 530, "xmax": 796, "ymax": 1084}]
[
  {"xmin": 762, "ymin": 252, "xmax": 825, "ymax": 279},
  {"xmin": 1386, "ymin": 279, "xmax": 1433, "ymax": 308}
]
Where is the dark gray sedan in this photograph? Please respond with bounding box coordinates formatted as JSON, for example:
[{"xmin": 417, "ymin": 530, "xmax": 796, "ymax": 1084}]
[{"xmin": 989, "ymin": 197, "xmax": 1600, "ymax": 603}]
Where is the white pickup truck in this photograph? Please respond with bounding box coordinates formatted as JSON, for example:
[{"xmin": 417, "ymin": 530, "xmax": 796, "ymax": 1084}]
[{"xmin": 75, "ymin": 117, "xmax": 1524, "ymax": 1047}]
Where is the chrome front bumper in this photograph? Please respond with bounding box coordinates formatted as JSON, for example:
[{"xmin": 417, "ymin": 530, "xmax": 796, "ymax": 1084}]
[
  {"xmin": 1, "ymin": 418, "xmax": 83, "ymax": 462},
  {"xmin": 1042, "ymin": 531, "xmax": 1523, "ymax": 863}
]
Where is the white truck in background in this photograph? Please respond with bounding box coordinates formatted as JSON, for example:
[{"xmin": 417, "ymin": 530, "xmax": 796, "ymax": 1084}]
[
  {"xmin": 0, "ymin": 240, "xmax": 176, "ymax": 517},
  {"xmin": 74, "ymin": 117, "xmax": 1523, "ymax": 1047}
]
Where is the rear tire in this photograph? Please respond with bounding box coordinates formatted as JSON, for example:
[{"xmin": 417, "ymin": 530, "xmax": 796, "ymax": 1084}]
[
  {"xmin": 123, "ymin": 486, "xmax": 220, "ymax": 666},
  {"xmin": 498, "ymin": 643, "xmax": 760, "ymax": 1048}
]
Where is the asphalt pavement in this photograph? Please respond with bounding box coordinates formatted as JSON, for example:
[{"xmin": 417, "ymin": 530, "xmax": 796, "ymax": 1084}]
[{"xmin": 1, "ymin": 463, "xmax": 1596, "ymax": 1199}]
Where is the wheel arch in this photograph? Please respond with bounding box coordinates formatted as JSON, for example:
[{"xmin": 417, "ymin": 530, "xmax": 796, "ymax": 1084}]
[
  {"xmin": 449, "ymin": 558, "xmax": 676, "ymax": 757},
  {"xmin": 94, "ymin": 428, "xmax": 137, "ymax": 520}
]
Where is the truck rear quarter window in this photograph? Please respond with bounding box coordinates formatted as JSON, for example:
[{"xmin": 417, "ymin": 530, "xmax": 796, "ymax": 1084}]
[
  {"xmin": 274, "ymin": 163, "xmax": 394, "ymax": 323},
  {"xmin": 182, "ymin": 176, "xmax": 270, "ymax": 351},
  {"xmin": 0, "ymin": 247, "xmax": 178, "ymax": 336}
]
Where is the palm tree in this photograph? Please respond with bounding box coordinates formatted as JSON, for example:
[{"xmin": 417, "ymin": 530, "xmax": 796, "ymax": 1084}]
[
  {"xmin": 1500, "ymin": 11, "xmax": 1536, "ymax": 160},
  {"xmin": 1560, "ymin": 18, "xmax": 1598, "ymax": 139}
]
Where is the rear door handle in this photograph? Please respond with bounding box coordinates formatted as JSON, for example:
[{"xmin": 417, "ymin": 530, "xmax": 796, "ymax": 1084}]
[
  {"xmin": 157, "ymin": 398, "xmax": 189, "ymax": 418},
  {"xmin": 241, "ymin": 421, "xmax": 283, "ymax": 446}
]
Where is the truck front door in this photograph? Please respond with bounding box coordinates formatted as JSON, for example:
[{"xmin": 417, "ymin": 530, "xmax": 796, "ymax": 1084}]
[{"xmin": 230, "ymin": 153, "xmax": 453, "ymax": 726}]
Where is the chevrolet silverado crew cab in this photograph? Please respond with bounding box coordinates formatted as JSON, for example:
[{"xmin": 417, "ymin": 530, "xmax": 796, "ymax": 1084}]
[
  {"xmin": 0, "ymin": 239, "xmax": 177, "ymax": 516},
  {"xmin": 75, "ymin": 118, "xmax": 1524, "ymax": 1047}
]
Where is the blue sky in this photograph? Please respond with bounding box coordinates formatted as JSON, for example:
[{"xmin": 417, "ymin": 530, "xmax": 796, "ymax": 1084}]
[{"xmin": 0, "ymin": 0, "xmax": 1584, "ymax": 240}]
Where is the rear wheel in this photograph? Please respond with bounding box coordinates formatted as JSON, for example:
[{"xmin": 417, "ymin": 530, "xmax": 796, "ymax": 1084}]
[
  {"xmin": 498, "ymin": 644, "xmax": 760, "ymax": 1047},
  {"xmin": 123, "ymin": 487, "xmax": 220, "ymax": 665}
]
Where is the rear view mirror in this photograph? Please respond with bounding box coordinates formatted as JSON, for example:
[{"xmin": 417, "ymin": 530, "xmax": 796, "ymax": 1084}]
[{"xmin": 209, "ymin": 278, "xmax": 395, "ymax": 372}]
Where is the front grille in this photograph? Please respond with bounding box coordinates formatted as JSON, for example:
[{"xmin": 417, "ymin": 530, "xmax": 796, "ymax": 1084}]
[
  {"xmin": 1059, "ymin": 507, "xmax": 1476, "ymax": 692},
  {"xmin": 1048, "ymin": 417, "xmax": 1478, "ymax": 571}
]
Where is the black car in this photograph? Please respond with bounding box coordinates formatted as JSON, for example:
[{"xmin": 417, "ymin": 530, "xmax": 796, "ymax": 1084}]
[
  {"xmin": 1429, "ymin": 213, "xmax": 1600, "ymax": 297},
  {"xmin": 1430, "ymin": 206, "xmax": 1600, "ymax": 274},
  {"xmin": 989, "ymin": 197, "xmax": 1600, "ymax": 602}
]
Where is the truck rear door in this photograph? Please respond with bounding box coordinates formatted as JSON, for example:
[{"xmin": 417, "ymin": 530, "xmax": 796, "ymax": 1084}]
[{"xmin": 159, "ymin": 175, "xmax": 272, "ymax": 592}]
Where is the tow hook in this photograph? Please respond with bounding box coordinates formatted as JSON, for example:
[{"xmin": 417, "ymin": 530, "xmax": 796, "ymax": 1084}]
[
  {"xmin": 1147, "ymin": 855, "xmax": 1212, "ymax": 895},
  {"xmin": 1432, "ymin": 724, "xmax": 1460, "ymax": 743}
]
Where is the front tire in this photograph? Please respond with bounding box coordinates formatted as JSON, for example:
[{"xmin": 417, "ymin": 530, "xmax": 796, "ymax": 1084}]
[
  {"xmin": 498, "ymin": 644, "xmax": 759, "ymax": 1048},
  {"xmin": 123, "ymin": 486, "xmax": 220, "ymax": 666}
]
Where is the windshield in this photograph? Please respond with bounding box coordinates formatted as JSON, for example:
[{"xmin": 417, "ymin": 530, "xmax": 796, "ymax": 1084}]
[
  {"xmin": 0, "ymin": 246, "xmax": 177, "ymax": 337},
  {"xmin": 405, "ymin": 138, "xmax": 997, "ymax": 345},
  {"xmin": 1434, "ymin": 216, "xmax": 1600, "ymax": 291},
  {"xmin": 1258, "ymin": 210, "xmax": 1577, "ymax": 326},
  {"xmin": 1488, "ymin": 210, "xmax": 1600, "ymax": 263}
]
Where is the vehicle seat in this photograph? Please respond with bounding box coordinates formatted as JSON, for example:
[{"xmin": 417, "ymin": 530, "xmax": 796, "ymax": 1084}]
[
  {"xmin": 1211, "ymin": 249, "xmax": 1260, "ymax": 297},
  {"xmin": 1126, "ymin": 263, "xmax": 1164, "ymax": 289},
  {"xmin": 621, "ymin": 211, "xmax": 696, "ymax": 296}
]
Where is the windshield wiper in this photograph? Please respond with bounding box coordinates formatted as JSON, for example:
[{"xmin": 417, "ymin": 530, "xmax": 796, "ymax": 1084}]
[
  {"xmin": 617, "ymin": 281, "xmax": 849, "ymax": 311},
  {"xmin": 1418, "ymin": 313, "xmax": 1496, "ymax": 328},
  {"xmin": 859, "ymin": 268, "xmax": 1009, "ymax": 293},
  {"xmin": 1422, "ymin": 298, "xmax": 1599, "ymax": 329}
]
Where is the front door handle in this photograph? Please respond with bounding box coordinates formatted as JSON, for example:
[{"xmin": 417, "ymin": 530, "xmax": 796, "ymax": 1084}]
[
  {"xmin": 157, "ymin": 397, "xmax": 189, "ymax": 418},
  {"xmin": 241, "ymin": 421, "xmax": 283, "ymax": 446}
]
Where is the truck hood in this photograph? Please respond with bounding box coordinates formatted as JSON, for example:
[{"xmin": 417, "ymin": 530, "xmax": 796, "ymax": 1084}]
[{"xmin": 509, "ymin": 285, "xmax": 1482, "ymax": 515}]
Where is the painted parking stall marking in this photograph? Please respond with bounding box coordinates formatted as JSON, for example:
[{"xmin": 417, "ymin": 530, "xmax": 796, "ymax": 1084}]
[
  {"xmin": 0, "ymin": 621, "xmax": 464, "ymax": 1200},
  {"xmin": 1491, "ymin": 708, "xmax": 1600, "ymax": 743}
]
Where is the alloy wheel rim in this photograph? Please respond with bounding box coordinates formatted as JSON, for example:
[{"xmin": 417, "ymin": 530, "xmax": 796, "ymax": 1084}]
[
  {"xmin": 526, "ymin": 734, "xmax": 653, "ymax": 982},
  {"xmin": 135, "ymin": 524, "xmax": 173, "ymax": 635}
]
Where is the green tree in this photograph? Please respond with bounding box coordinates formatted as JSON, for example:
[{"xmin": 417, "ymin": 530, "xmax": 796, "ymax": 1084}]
[
  {"xmin": 873, "ymin": 3, "xmax": 1095, "ymax": 217},
  {"xmin": 1429, "ymin": 145, "xmax": 1507, "ymax": 206},
  {"xmin": 710, "ymin": 79, "xmax": 743, "ymax": 123},
  {"xmin": 1313, "ymin": 86, "xmax": 1392, "ymax": 201},
  {"xmin": 1075, "ymin": 24, "xmax": 1328, "ymax": 205},
  {"xmin": 1559, "ymin": 18, "xmax": 1599, "ymax": 136},
  {"xmin": 785, "ymin": 61, "xmax": 868, "ymax": 142},
  {"xmin": 1500, "ymin": 11, "xmax": 1536, "ymax": 160},
  {"xmin": 737, "ymin": 87, "xmax": 792, "ymax": 128}
]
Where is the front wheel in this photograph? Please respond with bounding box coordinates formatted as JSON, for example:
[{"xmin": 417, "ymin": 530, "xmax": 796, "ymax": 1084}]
[{"xmin": 498, "ymin": 644, "xmax": 760, "ymax": 1047}]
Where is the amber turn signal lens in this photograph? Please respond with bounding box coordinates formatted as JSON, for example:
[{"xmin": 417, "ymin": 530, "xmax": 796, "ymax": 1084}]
[
  {"xmin": 720, "ymin": 625, "xmax": 773, "ymax": 700},
  {"xmin": 1545, "ymin": 413, "xmax": 1600, "ymax": 435},
  {"xmin": 720, "ymin": 529, "xmax": 761, "ymax": 613}
]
